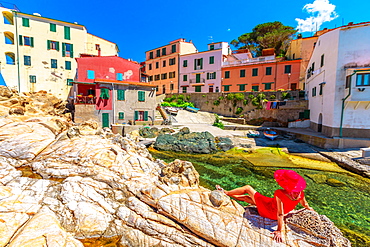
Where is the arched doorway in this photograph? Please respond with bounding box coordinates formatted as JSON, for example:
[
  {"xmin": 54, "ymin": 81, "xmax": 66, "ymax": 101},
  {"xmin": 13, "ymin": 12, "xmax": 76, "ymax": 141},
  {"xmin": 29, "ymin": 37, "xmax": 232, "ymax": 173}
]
[{"xmin": 318, "ymin": 113, "xmax": 323, "ymax": 132}]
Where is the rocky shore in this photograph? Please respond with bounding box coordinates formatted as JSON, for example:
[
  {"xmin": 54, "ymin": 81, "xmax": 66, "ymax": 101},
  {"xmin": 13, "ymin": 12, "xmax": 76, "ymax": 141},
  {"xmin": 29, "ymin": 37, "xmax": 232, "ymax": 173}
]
[{"xmin": 0, "ymin": 88, "xmax": 352, "ymax": 246}]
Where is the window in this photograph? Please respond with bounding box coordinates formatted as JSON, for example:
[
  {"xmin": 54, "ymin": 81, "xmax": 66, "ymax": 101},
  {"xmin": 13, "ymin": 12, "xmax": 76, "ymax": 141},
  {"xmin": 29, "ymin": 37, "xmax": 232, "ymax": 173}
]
[
  {"xmin": 196, "ymin": 74, "xmax": 201, "ymax": 83},
  {"xmin": 66, "ymin": 79, "xmax": 73, "ymax": 86},
  {"xmin": 356, "ymin": 74, "xmax": 370, "ymax": 86},
  {"xmin": 24, "ymin": 55, "xmax": 31, "ymax": 66},
  {"xmin": 22, "ymin": 18, "xmax": 29, "ymax": 27},
  {"xmin": 252, "ymin": 68, "xmax": 258, "ymax": 76},
  {"xmin": 195, "ymin": 86, "xmax": 202, "ymax": 92},
  {"xmin": 183, "ymin": 75, "xmax": 188, "ymax": 81},
  {"xmin": 194, "ymin": 58, "xmax": 203, "ymax": 70},
  {"xmin": 320, "ymin": 54, "xmax": 324, "ymax": 67},
  {"xmin": 163, "ymin": 60, "xmax": 166, "ymax": 67},
  {"xmin": 284, "ymin": 65, "xmax": 292, "ymax": 74},
  {"xmin": 3, "ymin": 12, "xmax": 14, "ymax": 25},
  {"xmin": 4, "ymin": 32, "xmax": 14, "ymax": 44},
  {"xmin": 207, "ymin": 72, "xmax": 216, "ymax": 80},
  {"xmin": 50, "ymin": 23, "xmax": 56, "ymax": 32},
  {"xmin": 138, "ymin": 91, "xmax": 145, "ymax": 102},
  {"xmin": 134, "ymin": 111, "xmax": 148, "ymax": 121},
  {"xmin": 266, "ymin": 67, "xmax": 272, "ymax": 75},
  {"xmin": 62, "ymin": 43, "xmax": 74, "ymax": 57},
  {"xmin": 238, "ymin": 84, "xmax": 246, "ymax": 91},
  {"xmin": 171, "ymin": 44, "xmax": 176, "ymax": 53},
  {"xmin": 100, "ymin": 88, "xmax": 110, "ymax": 99},
  {"xmin": 116, "ymin": 73, "xmax": 123, "ymax": 81},
  {"xmin": 182, "ymin": 87, "xmax": 187, "ymax": 93},
  {"xmin": 51, "ymin": 59, "xmax": 57, "ymax": 69},
  {"xmin": 95, "ymin": 44, "xmax": 100, "ymax": 50},
  {"xmin": 149, "ymin": 52, "xmax": 153, "ymax": 59},
  {"xmin": 5, "ymin": 52, "xmax": 15, "ymax": 65},
  {"xmin": 169, "ymin": 58, "xmax": 176, "ymax": 65},
  {"xmin": 161, "ymin": 73, "xmax": 167, "ymax": 80},
  {"xmin": 209, "ymin": 56, "xmax": 214, "ymax": 64},
  {"xmin": 148, "ymin": 64, "xmax": 152, "ymax": 70},
  {"xmin": 252, "ymin": 85, "xmax": 259, "ymax": 91},
  {"xmin": 264, "ymin": 83, "xmax": 272, "ymax": 90},
  {"xmin": 117, "ymin": 89, "xmax": 125, "ymax": 100},
  {"xmin": 118, "ymin": 112, "xmax": 125, "ymax": 120},
  {"xmin": 64, "ymin": 61, "xmax": 71, "ymax": 70},
  {"xmin": 87, "ymin": 70, "xmax": 95, "ymax": 79},
  {"xmin": 29, "ymin": 75, "xmax": 36, "ymax": 83},
  {"xmin": 210, "ymin": 45, "xmax": 214, "ymax": 50},
  {"xmin": 225, "ymin": 71, "xmax": 230, "ymax": 78},
  {"xmin": 312, "ymin": 87, "xmax": 317, "ymax": 96},
  {"xmin": 162, "ymin": 85, "xmax": 166, "ymax": 94},
  {"xmin": 170, "ymin": 84, "xmax": 174, "ymax": 91},
  {"xmin": 183, "ymin": 60, "xmax": 188, "ymax": 67},
  {"xmin": 148, "ymin": 76, "xmax": 153, "ymax": 82},
  {"xmin": 19, "ymin": 36, "xmax": 34, "ymax": 47},
  {"xmin": 47, "ymin": 40, "xmax": 60, "ymax": 50},
  {"xmin": 156, "ymin": 49, "xmax": 160, "ymax": 57},
  {"xmin": 319, "ymin": 83, "xmax": 323, "ymax": 95},
  {"xmin": 240, "ymin": 69, "xmax": 245, "ymax": 77},
  {"xmin": 224, "ymin": 85, "xmax": 230, "ymax": 91},
  {"xmin": 155, "ymin": 74, "xmax": 160, "ymax": 81},
  {"xmin": 156, "ymin": 62, "xmax": 159, "ymax": 69},
  {"xmin": 162, "ymin": 47, "xmax": 166, "ymax": 56},
  {"xmin": 64, "ymin": 26, "xmax": 70, "ymax": 40},
  {"xmin": 169, "ymin": 71, "xmax": 176, "ymax": 78},
  {"xmin": 345, "ymin": 75, "xmax": 352, "ymax": 88}
]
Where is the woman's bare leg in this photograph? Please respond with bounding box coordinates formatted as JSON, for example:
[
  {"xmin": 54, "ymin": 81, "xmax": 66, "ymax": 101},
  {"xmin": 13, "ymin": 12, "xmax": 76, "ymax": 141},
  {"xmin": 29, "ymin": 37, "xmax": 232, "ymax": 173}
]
[{"xmin": 224, "ymin": 185, "xmax": 257, "ymax": 205}]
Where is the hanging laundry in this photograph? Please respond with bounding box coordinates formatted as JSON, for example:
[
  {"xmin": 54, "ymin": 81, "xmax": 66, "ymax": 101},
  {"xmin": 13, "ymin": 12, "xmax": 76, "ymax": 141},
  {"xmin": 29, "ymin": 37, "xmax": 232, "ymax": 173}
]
[
  {"xmin": 272, "ymin": 102, "xmax": 278, "ymax": 109},
  {"xmin": 266, "ymin": 101, "xmax": 272, "ymax": 110}
]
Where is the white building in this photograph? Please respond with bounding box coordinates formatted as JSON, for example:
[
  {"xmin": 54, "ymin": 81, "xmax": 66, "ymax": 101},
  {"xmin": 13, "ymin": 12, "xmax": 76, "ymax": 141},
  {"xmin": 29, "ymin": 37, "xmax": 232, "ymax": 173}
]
[
  {"xmin": 0, "ymin": 5, "xmax": 118, "ymax": 99},
  {"xmin": 179, "ymin": 42, "xmax": 230, "ymax": 93},
  {"xmin": 305, "ymin": 22, "xmax": 370, "ymax": 139}
]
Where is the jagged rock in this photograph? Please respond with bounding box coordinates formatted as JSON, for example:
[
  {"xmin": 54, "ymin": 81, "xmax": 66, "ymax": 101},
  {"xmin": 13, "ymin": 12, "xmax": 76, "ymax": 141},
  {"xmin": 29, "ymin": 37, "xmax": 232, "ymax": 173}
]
[
  {"xmin": 216, "ymin": 136, "xmax": 234, "ymax": 151},
  {"xmin": 0, "ymin": 91, "xmax": 351, "ymax": 246},
  {"xmin": 326, "ymin": 178, "xmax": 346, "ymax": 187},
  {"xmin": 9, "ymin": 106, "xmax": 25, "ymax": 115},
  {"xmin": 306, "ymin": 174, "xmax": 328, "ymax": 184}
]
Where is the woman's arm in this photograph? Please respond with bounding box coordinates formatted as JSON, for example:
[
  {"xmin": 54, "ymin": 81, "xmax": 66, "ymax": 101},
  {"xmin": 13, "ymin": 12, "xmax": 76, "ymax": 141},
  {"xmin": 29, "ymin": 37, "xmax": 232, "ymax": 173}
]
[
  {"xmin": 299, "ymin": 196, "xmax": 314, "ymax": 211},
  {"xmin": 272, "ymin": 196, "xmax": 284, "ymax": 243}
]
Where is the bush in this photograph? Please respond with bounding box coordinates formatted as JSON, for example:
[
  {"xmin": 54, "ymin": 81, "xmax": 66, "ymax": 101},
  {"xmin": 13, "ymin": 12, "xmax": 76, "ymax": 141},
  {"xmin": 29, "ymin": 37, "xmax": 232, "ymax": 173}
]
[
  {"xmin": 226, "ymin": 94, "xmax": 235, "ymax": 100},
  {"xmin": 235, "ymin": 107, "xmax": 243, "ymax": 115},
  {"xmin": 218, "ymin": 96, "xmax": 224, "ymax": 100},
  {"xmin": 177, "ymin": 94, "xmax": 184, "ymax": 100},
  {"xmin": 234, "ymin": 93, "xmax": 245, "ymax": 101},
  {"xmin": 270, "ymin": 94, "xmax": 276, "ymax": 100},
  {"xmin": 243, "ymin": 99, "xmax": 249, "ymax": 105},
  {"xmin": 248, "ymin": 94, "xmax": 255, "ymax": 99},
  {"xmin": 186, "ymin": 95, "xmax": 190, "ymax": 100},
  {"xmin": 213, "ymin": 114, "xmax": 224, "ymax": 129},
  {"xmin": 213, "ymin": 100, "xmax": 220, "ymax": 106},
  {"xmin": 282, "ymin": 92, "xmax": 291, "ymax": 100}
]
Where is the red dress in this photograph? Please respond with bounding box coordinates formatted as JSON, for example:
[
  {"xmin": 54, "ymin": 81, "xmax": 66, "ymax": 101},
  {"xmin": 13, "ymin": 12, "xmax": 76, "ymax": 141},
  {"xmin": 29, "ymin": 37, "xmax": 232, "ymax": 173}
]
[{"xmin": 254, "ymin": 189, "xmax": 304, "ymax": 220}]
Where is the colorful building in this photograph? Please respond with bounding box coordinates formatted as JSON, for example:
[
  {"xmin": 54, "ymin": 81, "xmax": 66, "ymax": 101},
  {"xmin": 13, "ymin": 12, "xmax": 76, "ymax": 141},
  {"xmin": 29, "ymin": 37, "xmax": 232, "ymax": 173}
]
[
  {"xmin": 305, "ymin": 22, "xmax": 370, "ymax": 139},
  {"xmin": 0, "ymin": 5, "xmax": 118, "ymax": 99},
  {"xmin": 179, "ymin": 42, "xmax": 230, "ymax": 93},
  {"xmin": 221, "ymin": 49, "xmax": 302, "ymax": 92},
  {"xmin": 73, "ymin": 56, "xmax": 156, "ymax": 127},
  {"xmin": 145, "ymin": 38, "xmax": 197, "ymax": 94}
]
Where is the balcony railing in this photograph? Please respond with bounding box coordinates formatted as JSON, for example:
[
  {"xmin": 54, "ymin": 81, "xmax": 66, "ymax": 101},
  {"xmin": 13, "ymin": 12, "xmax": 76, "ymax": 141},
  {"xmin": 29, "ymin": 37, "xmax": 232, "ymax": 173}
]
[
  {"xmin": 190, "ymin": 78, "xmax": 205, "ymax": 84},
  {"xmin": 223, "ymin": 55, "xmax": 277, "ymax": 67},
  {"xmin": 75, "ymin": 95, "xmax": 96, "ymax": 104}
]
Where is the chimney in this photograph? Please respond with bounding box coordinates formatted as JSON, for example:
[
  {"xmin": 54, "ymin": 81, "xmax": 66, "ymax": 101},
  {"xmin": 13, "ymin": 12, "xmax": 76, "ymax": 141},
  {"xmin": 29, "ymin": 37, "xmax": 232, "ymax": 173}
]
[{"xmin": 98, "ymin": 48, "xmax": 101, "ymax": 57}]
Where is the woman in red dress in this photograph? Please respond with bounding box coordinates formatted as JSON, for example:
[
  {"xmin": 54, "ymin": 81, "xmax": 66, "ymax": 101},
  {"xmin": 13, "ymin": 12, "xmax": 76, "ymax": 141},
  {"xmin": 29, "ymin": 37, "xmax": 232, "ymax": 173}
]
[{"xmin": 216, "ymin": 169, "xmax": 314, "ymax": 243}]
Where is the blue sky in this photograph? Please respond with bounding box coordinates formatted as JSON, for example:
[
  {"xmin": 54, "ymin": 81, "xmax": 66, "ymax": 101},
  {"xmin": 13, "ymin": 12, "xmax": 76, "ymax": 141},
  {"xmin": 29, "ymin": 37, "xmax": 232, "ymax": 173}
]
[{"xmin": 10, "ymin": 0, "xmax": 370, "ymax": 61}]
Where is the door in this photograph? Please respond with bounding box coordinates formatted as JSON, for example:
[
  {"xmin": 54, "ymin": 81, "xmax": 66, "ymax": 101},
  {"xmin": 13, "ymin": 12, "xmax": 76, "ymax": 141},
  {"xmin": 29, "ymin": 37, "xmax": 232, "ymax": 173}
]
[
  {"xmin": 102, "ymin": 113, "xmax": 110, "ymax": 128},
  {"xmin": 318, "ymin": 113, "xmax": 323, "ymax": 132},
  {"xmin": 196, "ymin": 74, "xmax": 201, "ymax": 83}
]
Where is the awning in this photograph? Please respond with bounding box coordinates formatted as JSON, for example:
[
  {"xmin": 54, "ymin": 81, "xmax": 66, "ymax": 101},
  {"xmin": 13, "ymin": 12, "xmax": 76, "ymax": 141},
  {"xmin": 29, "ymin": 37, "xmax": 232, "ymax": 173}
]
[
  {"xmin": 72, "ymin": 81, "xmax": 95, "ymax": 85},
  {"xmin": 191, "ymin": 83, "xmax": 205, "ymax": 86},
  {"xmin": 208, "ymin": 83, "xmax": 214, "ymax": 86},
  {"xmin": 181, "ymin": 85, "xmax": 189, "ymax": 87}
]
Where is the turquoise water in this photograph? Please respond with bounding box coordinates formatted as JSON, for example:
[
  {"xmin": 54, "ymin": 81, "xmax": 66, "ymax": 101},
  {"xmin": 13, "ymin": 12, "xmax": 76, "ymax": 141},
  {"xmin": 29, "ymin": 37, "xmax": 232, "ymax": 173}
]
[{"xmin": 149, "ymin": 148, "xmax": 370, "ymax": 246}]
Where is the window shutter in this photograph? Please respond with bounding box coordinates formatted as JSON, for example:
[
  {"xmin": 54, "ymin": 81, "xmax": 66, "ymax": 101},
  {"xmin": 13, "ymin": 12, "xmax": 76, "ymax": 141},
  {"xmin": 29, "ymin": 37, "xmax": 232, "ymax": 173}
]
[
  {"xmin": 207, "ymin": 73, "xmax": 209, "ymax": 80},
  {"xmin": 47, "ymin": 40, "xmax": 51, "ymax": 50},
  {"xmin": 194, "ymin": 59, "xmax": 197, "ymax": 70},
  {"xmin": 70, "ymin": 44, "xmax": 74, "ymax": 58},
  {"xmin": 56, "ymin": 41, "xmax": 60, "ymax": 51},
  {"xmin": 119, "ymin": 112, "xmax": 124, "ymax": 120},
  {"xmin": 200, "ymin": 58, "xmax": 203, "ymax": 69},
  {"xmin": 213, "ymin": 72, "xmax": 216, "ymax": 79},
  {"xmin": 30, "ymin": 37, "xmax": 34, "ymax": 47},
  {"xmin": 19, "ymin": 35, "xmax": 23, "ymax": 46},
  {"xmin": 134, "ymin": 111, "xmax": 139, "ymax": 121},
  {"xmin": 62, "ymin": 43, "xmax": 66, "ymax": 57},
  {"xmin": 144, "ymin": 111, "xmax": 148, "ymax": 121},
  {"xmin": 64, "ymin": 26, "xmax": 70, "ymax": 40}
]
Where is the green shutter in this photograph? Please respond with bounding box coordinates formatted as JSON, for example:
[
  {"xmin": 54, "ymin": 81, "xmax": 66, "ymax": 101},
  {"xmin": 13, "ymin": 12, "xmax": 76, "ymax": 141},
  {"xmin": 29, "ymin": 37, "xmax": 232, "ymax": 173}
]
[
  {"xmin": 209, "ymin": 56, "xmax": 214, "ymax": 64},
  {"xmin": 144, "ymin": 111, "xmax": 148, "ymax": 121},
  {"xmin": 117, "ymin": 89, "xmax": 125, "ymax": 100},
  {"xmin": 138, "ymin": 91, "xmax": 145, "ymax": 102},
  {"xmin": 67, "ymin": 79, "xmax": 73, "ymax": 86},
  {"xmin": 56, "ymin": 41, "xmax": 60, "ymax": 51},
  {"xmin": 102, "ymin": 113, "xmax": 110, "ymax": 128},
  {"xmin": 64, "ymin": 26, "xmax": 70, "ymax": 40},
  {"xmin": 47, "ymin": 40, "xmax": 51, "ymax": 50},
  {"xmin": 213, "ymin": 72, "xmax": 216, "ymax": 79},
  {"xmin": 50, "ymin": 23, "xmax": 56, "ymax": 32},
  {"xmin": 118, "ymin": 112, "xmax": 124, "ymax": 120},
  {"xmin": 183, "ymin": 60, "xmax": 187, "ymax": 67},
  {"xmin": 196, "ymin": 74, "xmax": 201, "ymax": 83},
  {"xmin": 134, "ymin": 111, "xmax": 139, "ymax": 120},
  {"xmin": 200, "ymin": 58, "xmax": 203, "ymax": 69},
  {"xmin": 19, "ymin": 35, "xmax": 23, "ymax": 46},
  {"xmin": 62, "ymin": 43, "xmax": 66, "ymax": 57},
  {"xmin": 30, "ymin": 37, "xmax": 34, "ymax": 47},
  {"xmin": 194, "ymin": 59, "xmax": 197, "ymax": 70},
  {"xmin": 22, "ymin": 18, "xmax": 29, "ymax": 27},
  {"xmin": 70, "ymin": 44, "xmax": 74, "ymax": 58}
]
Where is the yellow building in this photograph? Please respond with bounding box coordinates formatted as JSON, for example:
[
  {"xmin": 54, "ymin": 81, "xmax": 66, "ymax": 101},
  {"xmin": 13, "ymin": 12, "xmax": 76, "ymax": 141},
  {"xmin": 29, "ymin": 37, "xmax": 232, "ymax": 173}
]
[
  {"xmin": 145, "ymin": 39, "xmax": 197, "ymax": 94},
  {"xmin": 0, "ymin": 6, "xmax": 118, "ymax": 99}
]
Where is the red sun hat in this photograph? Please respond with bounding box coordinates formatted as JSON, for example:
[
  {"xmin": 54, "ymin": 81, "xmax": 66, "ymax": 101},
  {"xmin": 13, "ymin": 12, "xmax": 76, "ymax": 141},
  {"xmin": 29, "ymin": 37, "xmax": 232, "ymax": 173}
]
[{"xmin": 274, "ymin": 169, "xmax": 306, "ymax": 192}]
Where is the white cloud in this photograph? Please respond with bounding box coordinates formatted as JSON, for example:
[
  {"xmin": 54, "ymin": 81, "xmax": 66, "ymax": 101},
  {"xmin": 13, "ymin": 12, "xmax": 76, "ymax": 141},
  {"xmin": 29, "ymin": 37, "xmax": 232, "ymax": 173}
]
[{"xmin": 295, "ymin": 0, "xmax": 339, "ymax": 33}]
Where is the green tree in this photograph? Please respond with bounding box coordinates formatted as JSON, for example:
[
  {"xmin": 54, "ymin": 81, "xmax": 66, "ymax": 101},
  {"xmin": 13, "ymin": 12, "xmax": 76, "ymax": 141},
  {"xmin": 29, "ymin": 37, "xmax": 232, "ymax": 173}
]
[{"xmin": 231, "ymin": 21, "xmax": 297, "ymax": 56}]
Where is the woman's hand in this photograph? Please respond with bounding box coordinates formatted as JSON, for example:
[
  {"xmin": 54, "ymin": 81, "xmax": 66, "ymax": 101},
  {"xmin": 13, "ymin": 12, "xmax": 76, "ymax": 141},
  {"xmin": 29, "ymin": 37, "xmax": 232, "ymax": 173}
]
[
  {"xmin": 305, "ymin": 206, "xmax": 314, "ymax": 211},
  {"xmin": 272, "ymin": 230, "xmax": 283, "ymax": 243}
]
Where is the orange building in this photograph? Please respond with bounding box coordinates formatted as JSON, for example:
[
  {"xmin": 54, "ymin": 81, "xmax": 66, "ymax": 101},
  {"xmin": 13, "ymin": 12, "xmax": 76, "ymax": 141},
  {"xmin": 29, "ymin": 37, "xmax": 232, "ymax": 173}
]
[
  {"xmin": 221, "ymin": 49, "xmax": 302, "ymax": 92},
  {"xmin": 145, "ymin": 39, "xmax": 197, "ymax": 94}
]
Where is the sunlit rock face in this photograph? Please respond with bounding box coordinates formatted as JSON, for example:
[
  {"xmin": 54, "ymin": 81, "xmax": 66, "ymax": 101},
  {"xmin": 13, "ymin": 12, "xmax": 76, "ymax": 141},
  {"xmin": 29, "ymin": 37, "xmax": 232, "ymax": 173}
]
[{"xmin": 0, "ymin": 89, "xmax": 350, "ymax": 246}]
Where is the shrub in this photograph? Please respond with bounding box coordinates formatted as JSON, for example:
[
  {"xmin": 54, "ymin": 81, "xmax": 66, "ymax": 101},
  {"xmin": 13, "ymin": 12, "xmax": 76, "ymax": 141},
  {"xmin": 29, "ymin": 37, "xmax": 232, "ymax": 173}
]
[
  {"xmin": 186, "ymin": 95, "xmax": 190, "ymax": 100},
  {"xmin": 270, "ymin": 94, "xmax": 276, "ymax": 100},
  {"xmin": 218, "ymin": 96, "xmax": 224, "ymax": 100},
  {"xmin": 202, "ymin": 95, "xmax": 206, "ymax": 97},
  {"xmin": 235, "ymin": 107, "xmax": 243, "ymax": 115},
  {"xmin": 213, "ymin": 114, "xmax": 224, "ymax": 129},
  {"xmin": 177, "ymin": 94, "xmax": 184, "ymax": 100},
  {"xmin": 256, "ymin": 93, "xmax": 266, "ymax": 101},
  {"xmin": 248, "ymin": 94, "xmax": 255, "ymax": 99},
  {"xmin": 234, "ymin": 93, "xmax": 245, "ymax": 101},
  {"xmin": 226, "ymin": 94, "xmax": 235, "ymax": 100},
  {"xmin": 282, "ymin": 92, "xmax": 291, "ymax": 100},
  {"xmin": 243, "ymin": 99, "xmax": 249, "ymax": 105},
  {"xmin": 213, "ymin": 100, "xmax": 220, "ymax": 106}
]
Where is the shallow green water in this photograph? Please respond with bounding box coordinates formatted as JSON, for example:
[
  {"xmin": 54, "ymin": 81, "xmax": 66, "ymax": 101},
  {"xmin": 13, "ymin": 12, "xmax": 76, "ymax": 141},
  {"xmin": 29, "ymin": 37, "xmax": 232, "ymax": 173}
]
[{"xmin": 149, "ymin": 147, "xmax": 370, "ymax": 246}]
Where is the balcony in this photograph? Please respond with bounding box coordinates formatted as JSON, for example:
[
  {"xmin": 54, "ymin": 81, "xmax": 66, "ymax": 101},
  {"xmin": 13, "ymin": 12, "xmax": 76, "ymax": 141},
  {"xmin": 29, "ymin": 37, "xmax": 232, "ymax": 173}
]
[
  {"xmin": 223, "ymin": 55, "xmax": 277, "ymax": 67},
  {"xmin": 190, "ymin": 78, "xmax": 205, "ymax": 84},
  {"xmin": 75, "ymin": 95, "xmax": 96, "ymax": 104}
]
